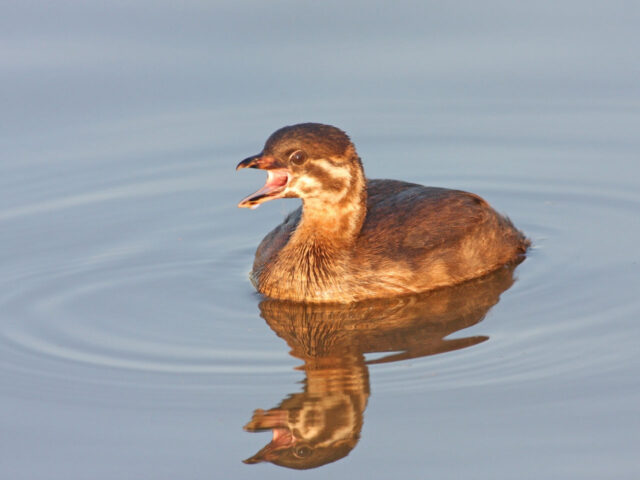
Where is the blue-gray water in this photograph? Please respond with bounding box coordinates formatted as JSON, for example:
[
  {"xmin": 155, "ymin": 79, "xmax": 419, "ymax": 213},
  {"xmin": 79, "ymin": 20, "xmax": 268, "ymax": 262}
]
[{"xmin": 2, "ymin": 1, "xmax": 639, "ymax": 478}]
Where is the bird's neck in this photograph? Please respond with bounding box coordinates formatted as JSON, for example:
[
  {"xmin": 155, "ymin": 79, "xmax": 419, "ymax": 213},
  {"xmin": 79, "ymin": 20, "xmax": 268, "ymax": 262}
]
[
  {"xmin": 292, "ymin": 159, "xmax": 367, "ymax": 249},
  {"xmin": 258, "ymin": 158, "xmax": 367, "ymax": 302}
]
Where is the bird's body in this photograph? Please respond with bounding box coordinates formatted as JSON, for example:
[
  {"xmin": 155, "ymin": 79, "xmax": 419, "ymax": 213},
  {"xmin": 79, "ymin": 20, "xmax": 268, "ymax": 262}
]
[{"xmin": 237, "ymin": 123, "xmax": 528, "ymax": 303}]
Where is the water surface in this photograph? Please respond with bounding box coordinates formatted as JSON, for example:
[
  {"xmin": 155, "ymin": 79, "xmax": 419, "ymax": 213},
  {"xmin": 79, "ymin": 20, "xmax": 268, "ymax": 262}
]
[{"xmin": 2, "ymin": 1, "xmax": 640, "ymax": 478}]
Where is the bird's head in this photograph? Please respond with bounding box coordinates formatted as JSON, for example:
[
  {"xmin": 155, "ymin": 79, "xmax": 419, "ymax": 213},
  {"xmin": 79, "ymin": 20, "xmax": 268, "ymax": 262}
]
[{"xmin": 236, "ymin": 123, "xmax": 363, "ymax": 209}]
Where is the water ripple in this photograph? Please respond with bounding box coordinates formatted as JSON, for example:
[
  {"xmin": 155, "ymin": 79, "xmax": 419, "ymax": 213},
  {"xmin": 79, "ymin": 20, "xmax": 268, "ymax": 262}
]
[{"xmin": 1, "ymin": 159, "xmax": 639, "ymax": 405}]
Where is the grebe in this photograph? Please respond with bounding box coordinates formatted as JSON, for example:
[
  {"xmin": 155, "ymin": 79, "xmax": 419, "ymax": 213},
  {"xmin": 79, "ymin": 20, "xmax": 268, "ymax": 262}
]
[{"xmin": 236, "ymin": 123, "xmax": 528, "ymax": 303}]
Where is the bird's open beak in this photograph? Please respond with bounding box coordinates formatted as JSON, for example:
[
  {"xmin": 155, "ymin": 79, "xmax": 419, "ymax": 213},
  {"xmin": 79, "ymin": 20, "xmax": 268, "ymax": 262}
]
[
  {"xmin": 236, "ymin": 154, "xmax": 291, "ymax": 209},
  {"xmin": 243, "ymin": 409, "xmax": 295, "ymax": 464},
  {"xmin": 242, "ymin": 428, "xmax": 294, "ymax": 464}
]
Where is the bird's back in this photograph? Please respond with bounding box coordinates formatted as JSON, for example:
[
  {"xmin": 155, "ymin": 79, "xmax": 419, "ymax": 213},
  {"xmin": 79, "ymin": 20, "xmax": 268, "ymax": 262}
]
[{"xmin": 352, "ymin": 180, "xmax": 528, "ymax": 294}]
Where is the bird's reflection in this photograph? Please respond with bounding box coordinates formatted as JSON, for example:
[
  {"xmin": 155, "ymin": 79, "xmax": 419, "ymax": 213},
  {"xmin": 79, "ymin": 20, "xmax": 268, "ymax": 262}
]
[{"xmin": 243, "ymin": 261, "xmax": 522, "ymax": 470}]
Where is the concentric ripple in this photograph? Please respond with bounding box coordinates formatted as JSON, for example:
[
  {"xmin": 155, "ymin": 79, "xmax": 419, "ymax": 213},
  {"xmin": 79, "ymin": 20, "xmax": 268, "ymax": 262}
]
[
  {"xmin": 0, "ymin": 155, "xmax": 297, "ymax": 407},
  {"xmin": 1, "ymin": 142, "xmax": 639, "ymax": 408}
]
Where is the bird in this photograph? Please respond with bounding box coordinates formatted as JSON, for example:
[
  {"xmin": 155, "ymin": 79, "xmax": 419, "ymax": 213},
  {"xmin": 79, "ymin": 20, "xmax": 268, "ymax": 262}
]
[{"xmin": 236, "ymin": 123, "xmax": 529, "ymax": 303}]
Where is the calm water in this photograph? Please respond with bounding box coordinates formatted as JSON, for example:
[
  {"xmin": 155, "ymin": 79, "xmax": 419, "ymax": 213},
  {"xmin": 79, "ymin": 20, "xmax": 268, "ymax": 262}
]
[{"xmin": 2, "ymin": 1, "xmax": 639, "ymax": 478}]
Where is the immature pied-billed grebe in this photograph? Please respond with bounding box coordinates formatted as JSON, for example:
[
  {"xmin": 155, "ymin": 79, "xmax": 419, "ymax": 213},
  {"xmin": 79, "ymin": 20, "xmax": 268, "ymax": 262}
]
[{"xmin": 237, "ymin": 123, "xmax": 529, "ymax": 303}]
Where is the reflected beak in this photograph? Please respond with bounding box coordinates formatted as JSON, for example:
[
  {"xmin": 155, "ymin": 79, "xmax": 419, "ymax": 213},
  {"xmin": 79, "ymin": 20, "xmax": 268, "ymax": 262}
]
[
  {"xmin": 243, "ymin": 409, "xmax": 294, "ymax": 464},
  {"xmin": 236, "ymin": 154, "xmax": 291, "ymax": 209},
  {"xmin": 243, "ymin": 439, "xmax": 284, "ymax": 464},
  {"xmin": 243, "ymin": 430, "xmax": 296, "ymax": 464}
]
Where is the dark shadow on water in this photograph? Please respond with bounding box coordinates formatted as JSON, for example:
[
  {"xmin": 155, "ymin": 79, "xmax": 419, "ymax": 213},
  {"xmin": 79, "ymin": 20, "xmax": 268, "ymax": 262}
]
[{"xmin": 243, "ymin": 261, "xmax": 522, "ymax": 470}]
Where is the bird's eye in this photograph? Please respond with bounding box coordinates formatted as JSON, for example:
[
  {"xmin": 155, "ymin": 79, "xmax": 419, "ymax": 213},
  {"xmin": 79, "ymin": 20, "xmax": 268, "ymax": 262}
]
[
  {"xmin": 289, "ymin": 150, "xmax": 307, "ymax": 165},
  {"xmin": 294, "ymin": 446, "xmax": 312, "ymax": 458}
]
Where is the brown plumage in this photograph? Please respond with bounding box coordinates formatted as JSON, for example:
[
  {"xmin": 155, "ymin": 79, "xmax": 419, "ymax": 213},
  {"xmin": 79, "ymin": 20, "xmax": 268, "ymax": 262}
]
[{"xmin": 236, "ymin": 123, "xmax": 529, "ymax": 303}]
